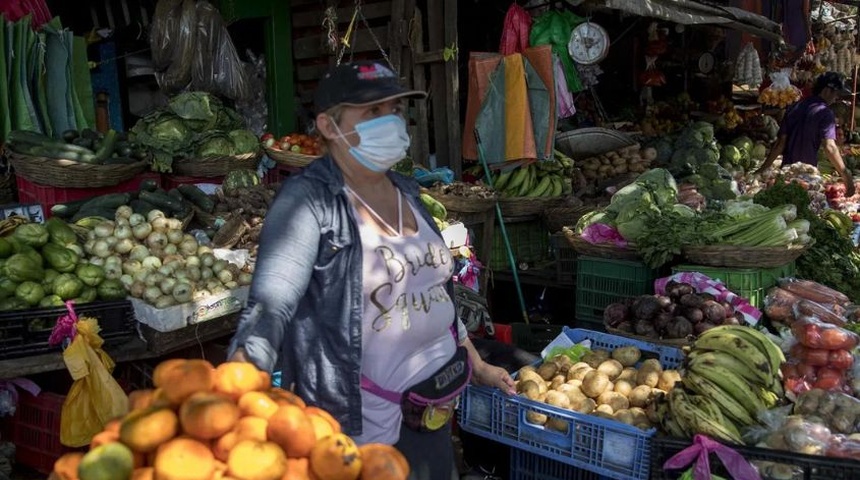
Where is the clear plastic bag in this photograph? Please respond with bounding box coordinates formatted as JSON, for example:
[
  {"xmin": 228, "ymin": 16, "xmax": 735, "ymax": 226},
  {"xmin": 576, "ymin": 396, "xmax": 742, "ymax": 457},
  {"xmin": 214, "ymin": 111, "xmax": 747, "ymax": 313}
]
[
  {"xmin": 778, "ymin": 278, "xmax": 850, "ymax": 313},
  {"xmin": 748, "ymin": 408, "xmax": 833, "ymax": 456},
  {"xmin": 794, "ymin": 388, "xmax": 860, "ymax": 434},
  {"xmin": 759, "ymin": 69, "xmax": 801, "ymax": 108},
  {"xmin": 791, "ymin": 315, "xmax": 859, "ymax": 351},
  {"xmin": 794, "ymin": 299, "xmax": 847, "ymax": 327},
  {"xmin": 764, "ymin": 287, "xmax": 800, "ymax": 325},
  {"xmin": 193, "ymin": 1, "xmax": 249, "ymax": 101}
]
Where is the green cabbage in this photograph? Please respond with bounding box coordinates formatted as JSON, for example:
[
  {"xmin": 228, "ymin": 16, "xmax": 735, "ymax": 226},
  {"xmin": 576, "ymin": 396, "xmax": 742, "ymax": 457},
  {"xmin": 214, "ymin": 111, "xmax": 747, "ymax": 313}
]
[
  {"xmin": 692, "ymin": 121, "xmax": 715, "ymax": 143},
  {"xmin": 574, "ymin": 210, "xmax": 615, "ymax": 234},
  {"xmin": 196, "ymin": 134, "xmax": 236, "ymax": 158},
  {"xmin": 720, "ymin": 145, "xmax": 742, "ymax": 165},
  {"xmin": 732, "ymin": 136, "xmax": 754, "ymax": 154},
  {"xmin": 228, "ymin": 129, "xmax": 260, "ymax": 154}
]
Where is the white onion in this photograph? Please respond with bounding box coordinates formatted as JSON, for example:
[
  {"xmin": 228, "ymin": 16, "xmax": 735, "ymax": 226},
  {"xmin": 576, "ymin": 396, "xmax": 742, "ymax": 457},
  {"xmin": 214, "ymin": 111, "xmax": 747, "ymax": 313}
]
[
  {"xmin": 187, "ymin": 266, "xmax": 202, "ymax": 282},
  {"xmin": 146, "ymin": 209, "xmax": 166, "ymax": 222},
  {"xmin": 162, "ymin": 254, "xmax": 184, "ymax": 267},
  {"xmin": 93, "ymin": 239, "xmax": 111, "ymax": 258},
  {"xmin": 201, "ymin": 253, "xmax": 215, "ymax": 268},
  {"xmin": 193, "ymin": 289, "xmax": 211, "ymax": 301},
  {"xmin": 223, "ymin": 281, "xmax": 238, "ymax": 289},
  {"xmin": 130, "ymin": 281, "xmax": 146, "ymax": 298},
  {"xmin": 142, "ymin": 256, "xmax": 162, "ymax": 270},
  {"xmin": 105, "ymin": 256, "xmax": 122, "ymax": 268},
  {"xmin": 185, "ymin": 256, "xmax": 201, "ymax": 268},
  {"xmin": 132, "ymin": 270, "xmax": 149, "ymax": 284},
  {"xmin": 149, "ymin": 247, "xmax": 164, "ymax": 259},
  {"xmin": 145, "ymin": 272, "xmax": 165, "ymax": 288},
  {"xmin": 129, "ymin": 245, "xmax": 150, "ymax": 262},
  {"xmin": 94, "ymin": 221, "xmax": 114, "ymax": 238},
  {"xmin": 154, "ymin": 296, "xmax": 176, "ymax": 309},
  {"xmin": 166, "ymin": 218, "xmax": 183, "ymax": 231},
  {"xmin": 114, "ymin": 224, "xmax": 133, "ymax": 240},
  {"xmin": 133, "ymin": 222, "xmax": 152, "ymax": 240},
  {"xmin": 114, "ymin": 238, "xmax": 134, "ymax": 255},
  {"xmin": 104, "ymin": 236, "xmax": 118, "ymax": 249},
  {"xmin": 158, "ymin": 264, "xmax": 175, "ymax": 277},
  {"xmin": 151, "ymin": 217, "xmax": 169, "ymax": 233},
  {"xmin": 212, "ymin": 259, "xmax": 228, "ymax": 274},
  {"xmin": 115, "ymin": 205, "xmax": 133, "ymax": 220},
  {"xmin": 179, "ymin": 239, "xmax": 198, "ymax": 256},
  {"xmin": 123, "ymin": 260, "xmax": 143, "ymax": 275},
  {"xmin": 146, "ymin": 231, "xmax": 168, "ymax": 250},
  {"xmin": 238, "ymin": 273, "xmax": 253, "ymax": 286},
  {"xmin": 105, "ymin": 264, "xmax": 122, "ymax": 280},
  {"xmin": 172, "ymin": 282, "xmax": 193, "ymax": 303},
  {"xmin": 174, "ymin": 269, "xmax": 190, "ymax": 282},
  {"xmin": 163, "ymin": 244, "xmax": 178, "ymax": 256},
  {"xmin": 197, "ymin": 245, "xmax": 214, "ymax": 256},
  {"xmin": 144, "ymin": 286, "xmax": 162, "ymax": 303},
  {"xmin": 166, "ymin": 229, "xmax": 183, "ymax": 245},
  {"xmin": 87, "ymin": 230, "xmax": 97, "ymax": 241},
  {"xmin": 217, "ymin": 269, "xmax": 233, "ymax": 284},
  {"xmin": 201, "ymin": 268, "xmax": 214, "ymax": 280},
  {"xmin": 128, "ymin": 213, "xmax": 146, "ymax": 227},
  {"xmin": 120, "ymin": 274, "xmax": 134, "ymax": 290},
  {"xmin": 160, "ymin": 278, "xmax": 178, "ymax": 296},
  {"xmin": 84, "ymin": 239, "xmax": 96, "ymax": 255}
]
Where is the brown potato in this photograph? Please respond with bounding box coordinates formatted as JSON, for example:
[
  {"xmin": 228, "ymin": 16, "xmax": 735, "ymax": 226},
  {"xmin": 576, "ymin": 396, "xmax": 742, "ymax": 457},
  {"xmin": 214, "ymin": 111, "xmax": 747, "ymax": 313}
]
[
  {"xmin": 561, "ymin": 386, "xmax": 588, "ymax": 409},
  {"xmin": 550, "ymin": 375, "xmax": 567, "ymax": 391},
  {"xmin": 595, "ymin": 403, "xmax": 614, "ymax": 416},
  {"xmin": 640, "ymin": 359, "xmax": 663, "ymax": 373},
  {"xmin": 597, "ymin": 359, "xmax": 624, "ymax": 381},
  {"xmin": 537, "ymin": 362, "xmax": 559, "ymax": 381},
  {"xmin": 546, "ymin": 417, "xmax": 569, "ymax": 433},
  {"xmin": 545, "ymin": 391, "xmax": 571, "ymax": 409},
  {"xmin": 635, "ymin": 422, "xmax": 653, "ymax": 430},
  {"xmin": 613, "ymin": 409, "xmax": 635, "ymax": 425},
  {"xmin": 629, "ymin": 385, "xmax": 654, "ymax": 408},
  {"xmin": 582, "ymin": 350, "xmax": 611, "ymax": 368},
  {"xmin": 551, "ymin": 355, "xmax": 573, "ymax": 374},
  {"xmin": 566, "ymin": 362, "xmax": 593, "ymax": 382},
  {"xmin": 597, "ymin": 391, "xmax": 630, "ymax": 413},
  {"xmin": 613, "ymin": 379, "xmax": 634, "ymax": 398},
  {"xmin": 611, "ymin": 346, "xmax": 642, "ymax": 367},
  {"xmin": 636, "ymin": 369, "xmax": 660, "ymax": 388},
  {"xmin": 565, "ymin": 379, "xmax": 583, "ymax": 389},
  {"xmin": 657, "ymin": 370, "xmax": 682, "ymax": 392},
  {"xmin": 574, "ymin": 397, "xmax": 597, "ymax": 414},
  {"xmin": 581, "ymin": 371, "xmax": 611, "ymax": 398},
  {"xmin": 628, "ymin": 407, "xmax": 649, "ymax": 425},
  {"xmin": 526, "ymin": 410, "xmax": 547, "ymax": 426},
  {"xmin": 519, "ymin": 369, "xmax": 545, "ymax": 386},
  {"xmin": 518, "ymin": 365, "xmax": 537, "ymax": 378},
  {"xmin": 617, "ymin": 367, "xmax": 638, "ymax": 383},
  {"xmin": 517, "ymin": 379, "xmax": 542, "ymax": 400}
]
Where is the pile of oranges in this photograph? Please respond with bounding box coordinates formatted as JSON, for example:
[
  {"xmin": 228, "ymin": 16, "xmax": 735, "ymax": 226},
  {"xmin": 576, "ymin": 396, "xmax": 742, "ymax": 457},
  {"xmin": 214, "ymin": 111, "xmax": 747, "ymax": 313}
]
[{"xmin": 50, "ymin": 359, "xmax": 409, "ymax": 480}]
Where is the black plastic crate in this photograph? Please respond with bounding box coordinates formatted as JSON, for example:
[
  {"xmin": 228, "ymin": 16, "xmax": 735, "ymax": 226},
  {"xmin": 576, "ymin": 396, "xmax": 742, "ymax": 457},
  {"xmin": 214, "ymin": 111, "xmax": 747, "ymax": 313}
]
[
  {"xmin": 550, "ymin": 233, "xmax": 576, "ymax": 285},
  {"xmin": 511, "ymin": 323, "xmax": 565, "ymax": 354},
  {"xmin": 0, "ymin": 300, "xmax": 136, "ymax": 360},
  {"xmin": 651, "ymin": 437, "xmax": 860, "ymax": 480}
]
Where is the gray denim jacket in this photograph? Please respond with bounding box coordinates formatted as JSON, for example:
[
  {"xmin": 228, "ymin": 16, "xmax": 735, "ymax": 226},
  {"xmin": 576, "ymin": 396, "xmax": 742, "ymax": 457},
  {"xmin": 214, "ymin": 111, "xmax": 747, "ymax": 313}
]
[{"xmin": 228, "ymin": 155, "xmax": 467, "ymax": 435}]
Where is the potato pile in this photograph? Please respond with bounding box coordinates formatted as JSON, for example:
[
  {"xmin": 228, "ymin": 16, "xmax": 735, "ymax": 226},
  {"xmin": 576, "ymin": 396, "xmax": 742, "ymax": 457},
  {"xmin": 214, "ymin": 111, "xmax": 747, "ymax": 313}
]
[
  {"xmin": 516, "ymin": 346, "xmax": 680, "ymax": 431},
  {"xmin": 578, "ymin": 144, "xmax": 655, "ymax": 183}
]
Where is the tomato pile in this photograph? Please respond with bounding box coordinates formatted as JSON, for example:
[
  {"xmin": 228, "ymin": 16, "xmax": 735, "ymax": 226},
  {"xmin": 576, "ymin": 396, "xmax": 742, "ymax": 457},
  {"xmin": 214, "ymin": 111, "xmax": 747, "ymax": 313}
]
[
  {"xmin": 824, "ymin": 182, "xmax": 860, "ymax": 221},
  {"xmin": 261, "ymin": 133, "xmax": 322, "ymax": 156}
]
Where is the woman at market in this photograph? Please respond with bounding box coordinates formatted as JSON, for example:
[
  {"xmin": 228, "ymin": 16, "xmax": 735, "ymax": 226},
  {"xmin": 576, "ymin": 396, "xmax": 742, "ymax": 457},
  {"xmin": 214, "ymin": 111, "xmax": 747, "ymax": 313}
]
[
  {"xmin": 756, "ymin": 71, "xmax": 856, "ymax": 197},
  {"xmin": 226, "ymin": 60, "xmax": 516, "ymax": 480}
]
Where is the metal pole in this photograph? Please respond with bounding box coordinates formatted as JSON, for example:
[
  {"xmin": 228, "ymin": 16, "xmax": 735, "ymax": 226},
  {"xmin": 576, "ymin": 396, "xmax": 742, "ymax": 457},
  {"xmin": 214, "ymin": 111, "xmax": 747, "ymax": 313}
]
[{"xmin": 475, "ymin": 129, "xmax": 530, "ymax": 324}]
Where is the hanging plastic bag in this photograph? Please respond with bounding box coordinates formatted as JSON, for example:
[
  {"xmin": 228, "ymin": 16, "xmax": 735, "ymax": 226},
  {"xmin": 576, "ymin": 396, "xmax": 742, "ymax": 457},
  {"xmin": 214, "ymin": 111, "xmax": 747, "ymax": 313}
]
[
  {"xmin": 193, "ymin": 1, "xmax": 249, "ymax": 101},
  {"xmin": 499, "ymin": 3, "xmax": 531, "ymax": 55},
  {"xmin": 529, "ymin": 10, "xmax": 584, "ymax": 93},
  {"xmin": 59, "ymin": 304, "xmax": 129, "ymax": 447},
  {"xmin": 734, "ymin": 43, "xmax": 763, "ymax": 88},
  {"xmin": 759, "ymin": 69, "xmax": 801, "ymax": 108}
]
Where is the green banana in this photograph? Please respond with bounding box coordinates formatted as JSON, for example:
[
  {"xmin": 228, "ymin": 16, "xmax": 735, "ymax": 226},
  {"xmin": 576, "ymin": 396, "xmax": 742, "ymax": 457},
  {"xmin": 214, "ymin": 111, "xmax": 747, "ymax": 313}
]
[
  {"xmin": 528, "ymin": 176, "xmax": 553, "ymax": 197},
  {"xmin": 755, "ymin": 387, "xmax": 780, "ymax": 409},
  {"xmin": 516, "ymin": 165, "xmax": 536, "ymax": 197},
  {"xmin": 549, "ymin": 176, "xmax": 564, "ymax": 197},
  {"xmin": 699, "ymin": 326, "xmax": 784, "ymax": 392},
  {"xmin": 687, "ymin": 361, "xmax": 767, "ymax": 417},
  {"xmin": 686, "ymin": 351, "xmax": 773, "ymax": 392},
  {"xmin": 693, "ymin": 330, "xmax": 774, "ymax": 381},
  {"xmin": 669, "ymin": 388, "xmax": 743, "ymax": 443},
  {"xmin": 505, "ymin": 167, "xmax": 528, "ymax": 194},
  {"xmin": 495, "ymin": 169, "xmax": 513, "ymax": 191},
  {"xmin": 561, "ymin": 178, "xmax": 573, "ymax": 195},
  {"xmin": 681, "ymin": 373, "xmax": 758, "ymax": 427},
  {"xmin": 693, "ymin": 409, "xmax": 745, "ymax": 444}
]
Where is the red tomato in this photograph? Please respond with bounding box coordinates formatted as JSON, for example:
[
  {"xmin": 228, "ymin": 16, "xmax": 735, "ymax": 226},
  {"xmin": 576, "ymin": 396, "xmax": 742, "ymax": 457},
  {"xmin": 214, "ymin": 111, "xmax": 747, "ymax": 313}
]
[
  {"xmin": 793, "ymin": 322, "xmax": 823, "ymax": 348},
  {"xmin": 820, "ymin": 327, "xmax": 859, "ymax": 351},
  {"xmin": 780, "ymin": 362, "xmax": 799, "ymax": 379},
  {"xmin": 828, "ymin": 349, "xmax": 854, "ymax": 370},
  {"xmin": 817, "ymin": 366, "xmax": 845, "ymax": 380},
  {"xmin": 790, "ymin": 344, "xmax": 830, "ymax": 366},
  {"xmin": 796, "ymin": 361, "xmax": 819, "ymax": 378},
  {"xmin": 813, "ymin": 375, "xmax": 845, "ymax": 390}
]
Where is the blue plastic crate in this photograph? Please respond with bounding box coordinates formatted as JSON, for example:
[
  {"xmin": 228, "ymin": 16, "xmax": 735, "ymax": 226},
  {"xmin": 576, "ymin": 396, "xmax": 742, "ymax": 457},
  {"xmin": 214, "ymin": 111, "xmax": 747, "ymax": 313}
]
[
  {"xmin": 511, "ymin": 448, "xmax": 610, "ymax": 480},
  {"xmin": 458, "ymin": 328, "xmax": 684, "ymax": 480}
]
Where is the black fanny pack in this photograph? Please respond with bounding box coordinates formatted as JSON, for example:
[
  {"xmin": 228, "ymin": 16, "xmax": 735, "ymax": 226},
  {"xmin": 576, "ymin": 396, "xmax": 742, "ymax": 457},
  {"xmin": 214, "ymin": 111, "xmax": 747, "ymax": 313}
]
[{"xmin": 361, "ymin": 346, "xmax": 472, "ymax": 432}]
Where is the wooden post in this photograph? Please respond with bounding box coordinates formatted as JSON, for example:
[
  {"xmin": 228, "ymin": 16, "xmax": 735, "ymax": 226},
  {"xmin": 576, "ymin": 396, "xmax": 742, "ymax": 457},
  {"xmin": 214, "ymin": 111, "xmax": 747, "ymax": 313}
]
[
  {"xmin": 443, "ymin": 0, "xmax": 461, "ymax": 180},
  {"xmin": 409, "ymin": 7, "xmax": 431, "ymax": 167}
]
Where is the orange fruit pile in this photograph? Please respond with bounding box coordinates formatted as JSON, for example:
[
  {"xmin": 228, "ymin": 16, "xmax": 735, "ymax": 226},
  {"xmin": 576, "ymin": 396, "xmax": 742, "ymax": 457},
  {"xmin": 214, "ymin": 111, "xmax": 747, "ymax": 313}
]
[{"xmin": 50, "ymin": 359, "xmax": 410, "ymax": 480}]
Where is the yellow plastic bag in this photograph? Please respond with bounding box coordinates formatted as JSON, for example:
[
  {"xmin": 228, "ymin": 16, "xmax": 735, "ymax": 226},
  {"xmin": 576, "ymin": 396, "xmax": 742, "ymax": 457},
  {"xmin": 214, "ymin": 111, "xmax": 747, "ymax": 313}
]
[{"xmin": 59, "ymin": 317, "xmax": 129, "ymax": 447}]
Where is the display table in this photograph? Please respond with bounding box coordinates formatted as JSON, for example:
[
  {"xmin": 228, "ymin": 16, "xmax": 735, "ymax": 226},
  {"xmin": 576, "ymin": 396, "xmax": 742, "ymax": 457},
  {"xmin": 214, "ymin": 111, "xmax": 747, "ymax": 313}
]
[{"xmin": 0, "ymin": 313, "xmax": 240, "ymax": 379}]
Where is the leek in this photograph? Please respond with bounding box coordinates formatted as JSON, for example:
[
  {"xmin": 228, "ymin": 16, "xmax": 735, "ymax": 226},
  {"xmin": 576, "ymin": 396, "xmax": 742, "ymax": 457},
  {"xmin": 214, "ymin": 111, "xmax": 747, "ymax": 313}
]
[{"xmin": 789, "ymin": 219, "xmax": 810, "ymax": 235}]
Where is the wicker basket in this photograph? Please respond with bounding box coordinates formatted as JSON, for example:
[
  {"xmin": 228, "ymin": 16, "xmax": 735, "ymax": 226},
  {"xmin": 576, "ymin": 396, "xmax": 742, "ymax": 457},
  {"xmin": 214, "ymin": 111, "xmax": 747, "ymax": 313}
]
[
  {"xmin": 543, "ymin": 204, "xmax": 594, "ymax": 233},
  {"xmin": 7, "ymin": 152, "xmax": 147, "ymax": 188},
  {"xmin": 428, "ymin": 192, "xmax": 497, "ymax": 214},
  {"xmin": 682, "ymin": 244, "xmax": 809, "ymax": 268},
  {"xmin": 497, "ymin": 197, "xmax": 560, "ymax": 217},
  {"xmin": 265, "ymin": 148, "xmax": 318, "ymax": 168},
  {"xmin": 605, "ymin": 326, "xmax": 693, "ymax": 347},
  {"xmin": 562, "ymin": 228, "xmax": 641, "ymax": 261},
  {"xmin": 172, "ymin": 153, "xmax": 260, "ymax": 177}
]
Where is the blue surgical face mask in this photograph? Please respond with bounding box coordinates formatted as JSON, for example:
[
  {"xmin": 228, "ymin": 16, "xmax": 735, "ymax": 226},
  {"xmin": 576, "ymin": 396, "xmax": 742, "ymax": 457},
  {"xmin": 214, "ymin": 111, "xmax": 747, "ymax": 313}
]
[{"xmin": 332, "ymin": 114, "xmax": 410, "ymax": 172}]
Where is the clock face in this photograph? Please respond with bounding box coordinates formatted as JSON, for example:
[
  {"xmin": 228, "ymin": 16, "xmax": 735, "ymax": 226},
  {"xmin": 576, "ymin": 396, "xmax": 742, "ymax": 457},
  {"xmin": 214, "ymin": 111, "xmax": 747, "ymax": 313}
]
[
  {"xmin": 698, "ymin": 52, "xmax": 715, "ymax": 74},
  {"xmin": 568, "ymin": 22, "xmax": 610, "ymax": 65}
]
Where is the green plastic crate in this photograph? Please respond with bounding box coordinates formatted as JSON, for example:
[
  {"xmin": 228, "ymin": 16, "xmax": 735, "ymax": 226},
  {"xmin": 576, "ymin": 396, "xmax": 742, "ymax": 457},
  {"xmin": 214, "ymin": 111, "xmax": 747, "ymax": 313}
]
[
  {"xmin": 575, "ymin": 256, "xmax": 661, "ymax": 325},
  {"xmin": 480, "ymin": 220, "xmax": 549, "ymax": 270},
  {"xmin": 671, "ymin": 261, "xmax": 796, "ymax": 308}
]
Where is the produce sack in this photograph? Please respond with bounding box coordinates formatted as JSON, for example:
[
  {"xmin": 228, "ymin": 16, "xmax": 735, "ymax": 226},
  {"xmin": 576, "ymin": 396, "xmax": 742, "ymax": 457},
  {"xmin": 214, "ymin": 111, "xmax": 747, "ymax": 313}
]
[
  {"xmin": 58, "ymin": 305, "xmax": 129, "ymax": 447},
  {"xmin": 654, "ymin": 272, "xmax": 762, "ymax": 325}
]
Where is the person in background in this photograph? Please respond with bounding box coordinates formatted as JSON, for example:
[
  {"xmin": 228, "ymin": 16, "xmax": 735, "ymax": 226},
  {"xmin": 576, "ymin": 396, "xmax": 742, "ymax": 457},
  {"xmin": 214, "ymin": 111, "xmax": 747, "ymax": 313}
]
[
  {"xmin": 756, "ymin": 72, "xmax": 856, "ymax": 197},
  {"xmin": 782, "ymin": 0, "xmax": 811, "ymax": 55},
  {"xmin": 226, "ymin": 60, "xmax": 515, "ymax": 480}
]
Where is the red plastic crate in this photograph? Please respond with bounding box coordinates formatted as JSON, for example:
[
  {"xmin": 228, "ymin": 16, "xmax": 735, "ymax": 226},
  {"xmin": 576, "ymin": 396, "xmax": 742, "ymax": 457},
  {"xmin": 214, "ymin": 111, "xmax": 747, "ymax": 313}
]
[
  {"xmin": 494, "ymin": 324, "xmax": 513, "ymax": 344},
  {"xmin": 7, "ymin": 391, "xmax": 81, "ymax": 474},
  {"xmin": 16, "ymin": 172, "xmax": 162, "ymax": 219}
]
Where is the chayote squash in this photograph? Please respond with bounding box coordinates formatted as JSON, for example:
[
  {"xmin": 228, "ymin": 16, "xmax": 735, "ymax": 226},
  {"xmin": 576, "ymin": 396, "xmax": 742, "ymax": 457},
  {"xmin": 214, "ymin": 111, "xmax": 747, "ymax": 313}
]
[
  {"xmin": 76, "ymin": 263, "xmax": 105, "ymax": 287},
  {"xmin": 97, "ymin": 279, "xmax": 126, "ymax": 301},
  {"xmin": 0, "ymin": 277, "xmax": 17, "ymax": 298},
  {"xmin": 223, "ymin": 169, "xmax": 260, "ymax": 191},
  {"xmin": 42, "ymin": 269, "xmax": 59, "ymax": 294},
  {"xmin": 53, "ymin": 273, "xmax": 83, "ymax": 300},
  {"xmin": 12, "ymin": 223, "xmax": 49, "ymax": 248},
  {"xmin": 42, "ymin": 243, "xmax": 79, "ymax": 273},
  {"xmin": 5, "ymin": 253, "xmax": 44, "ymax": 283},
  {"xmin": 0, "ymin": 296, "xmax": 29, "ymax": 311},
  {"xmin": 38, "ymin": 294, "xmax": 64, "ymax": 308},
  {"xmin": 75, "ymin": 286, "xmax": 98, "ymax": 304},
  {"xmin": 15, "ymin": 281, "xmax": 45, "ymax": 306},
  {"xmin": 46, "ymin": 217, "xmax": 78, "ymax": 246},
  {"xmin": 0, "ymin": 237, "xmax": 13, "ymax": 259}
]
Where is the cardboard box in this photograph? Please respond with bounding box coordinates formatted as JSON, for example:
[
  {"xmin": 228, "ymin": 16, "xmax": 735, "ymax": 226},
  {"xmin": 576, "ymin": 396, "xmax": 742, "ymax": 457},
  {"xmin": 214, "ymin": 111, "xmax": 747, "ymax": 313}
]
[{"xmin": 131, "ymin": 287, "xmax": 249, "ymax": 333}]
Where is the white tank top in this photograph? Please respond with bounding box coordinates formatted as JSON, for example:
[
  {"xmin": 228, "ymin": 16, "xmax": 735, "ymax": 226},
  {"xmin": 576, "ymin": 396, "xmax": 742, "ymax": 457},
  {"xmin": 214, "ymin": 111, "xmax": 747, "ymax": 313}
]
[{"xmin": 347, "ymin": 190, "xmax": 457, "ymax": 445}]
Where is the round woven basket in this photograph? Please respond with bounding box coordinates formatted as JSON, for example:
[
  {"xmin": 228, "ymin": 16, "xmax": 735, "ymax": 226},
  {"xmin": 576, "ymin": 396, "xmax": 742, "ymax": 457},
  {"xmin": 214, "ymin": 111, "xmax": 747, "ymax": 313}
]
[
  {"xmin": 428, "ymin": 192, "xmax": 497, "ymax": 213},
  {"xmin": 562, "ymin": 228, "xmax": 641, "ymax": 261},
  {"xmin": 265, "ymin": 148, "xmax": 318, "ymax": 168},
  {"xmin": 172, "ymin": 153, "xmax": 260, "ymax": 177},
  {"xmin": 682, "ymin": 244, "xmax": 808, "ymax": 268},
  {"xmin": 605, "ymin": 326, "xmax": 693, "ymax": 347},
  {"xmin": 7, "ymin": 152, "xmax": 148, "ymax": 188},
  {"xmin": 543, "ymin": 205, "xmax": 594, "ymax": 233},
  {"xmin": 498, "ymin": 197, "xmax": 560, "ymax": 217}
]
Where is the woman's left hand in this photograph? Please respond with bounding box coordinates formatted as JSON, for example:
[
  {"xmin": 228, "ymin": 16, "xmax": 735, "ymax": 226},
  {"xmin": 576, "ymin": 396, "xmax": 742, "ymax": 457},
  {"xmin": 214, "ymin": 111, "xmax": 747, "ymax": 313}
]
[{"xmin": 472, "ymin": 360, "xmax": 516, "ymax": 395}]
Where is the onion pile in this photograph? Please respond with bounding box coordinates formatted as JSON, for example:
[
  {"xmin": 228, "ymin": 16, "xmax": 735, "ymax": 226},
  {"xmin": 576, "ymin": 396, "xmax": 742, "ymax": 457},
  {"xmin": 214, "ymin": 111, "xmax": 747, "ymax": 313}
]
[{"xmin": 82, "ymin": 206, "xmax": 253, "ymax": 309}]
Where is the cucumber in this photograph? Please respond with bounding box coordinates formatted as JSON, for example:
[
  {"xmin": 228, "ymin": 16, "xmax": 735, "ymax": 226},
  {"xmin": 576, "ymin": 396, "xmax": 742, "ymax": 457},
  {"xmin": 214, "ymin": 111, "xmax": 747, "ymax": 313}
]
[
  {"xmin": 78, "ymin": 193, "xmax": 132, "ymax": 213},
  {"xmin": 93, "ymin": 129, "xmax": 119, "ymax": 163},
  {"xmin": 130, "ymin": 199, "xmax": 155, "ymax": 216},
  {"xmin": 139, "ymin": 178, "xmax": 159, "ymax": 192},
  {"xmin": 177, "ymin": 184, "xmax": 215, "ymax": 213},
  {"xmin": 139, "ymin": 190, "xmax": 184, "ymax": 214},
  {"xmin": 71, "ymin": 207, "xmax": 117, "ymax": 223},
  {"xmin": 50, "ymin": 197, "xmax": 93, "ymax": 219},
  {"xmin": 167, "ymin": 188, "xmax": 185, "ymax": 204}
]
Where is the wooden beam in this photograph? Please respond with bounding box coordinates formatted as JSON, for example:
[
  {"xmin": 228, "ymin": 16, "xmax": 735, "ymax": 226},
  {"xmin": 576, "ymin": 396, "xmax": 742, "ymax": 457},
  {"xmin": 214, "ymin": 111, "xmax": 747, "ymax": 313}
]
[
  {"xmin": 293, "ymin": 26, "xmax": 390, "ymax": 60},
  {"xmin": 409, "ymin": 7, "xmax": 430, "ymax": 167},
  {"xmin": 443, "ymin": 0, "xmax": 461, "ymax": 179},
  {"xmin": 291, "ymin": 2, "xmax": 392, "ymax": 29},
  {"xmin": 296, "ymin": 63, "xmax": 331, "ymax": 82},
  {"xmin": 415, "ymin": 50, "xmax": 445, "ymax": 65},
  {"xmin": 388, "ymin": 0, "xmax": 406, "ymax": 73},
  {"xmin": 427, "ymin": 0, "xmax": 449, "ymax": 169}
]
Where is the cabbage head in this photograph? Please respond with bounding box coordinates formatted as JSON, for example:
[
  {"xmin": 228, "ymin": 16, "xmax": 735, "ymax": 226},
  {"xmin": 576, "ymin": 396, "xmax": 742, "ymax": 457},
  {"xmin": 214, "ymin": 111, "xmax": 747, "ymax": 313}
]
[
  {"xmin": 607, "ymin": 183, "xmax": 652, "ymax": 214},
  {"xmin": 635, "ymin": 168, "xmax": 678, "ymax": 207},
  {"xmin": 615, "ymin": 203, "xmax": 660, "ymax": 243},
  {"xmin": 196, "ymin": 134, "xmax": 236, "ymax": 158},
  {"xmin": 675, "ymin": 129, "xmax": 705, "ymax": 150},
  {"xmin": 720, "ymin": 145, "xmax": 742, "ymax": 165},
  {"xmin": 574, "ymin": 210, "xmax": 616, "ymax": 234},
  {"xmin": 692, "ymin": 121, "xmax": 715, "ymax": 143},
  {"xmin": 751, "ymin": 143, "xmax": 768, "ymax": 161},
  {"xmin": 732, "ymin": 136, "xmax": 754, "ymax": 154},
  {"xmin": 671, "ymin": 204, "xmax": 697, "ymax": 218},
  {"xmin": 131, "ymin": 112, "xmax": 192, "ymax": 155},
  {"xmin": 228, "ymin": 130, "xmax": 260, "ymax": 154}
]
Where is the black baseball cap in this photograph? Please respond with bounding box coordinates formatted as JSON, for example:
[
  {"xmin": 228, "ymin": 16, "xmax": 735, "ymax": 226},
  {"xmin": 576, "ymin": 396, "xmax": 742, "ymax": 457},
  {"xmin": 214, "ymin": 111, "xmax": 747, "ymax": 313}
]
[
  {"xmin": 313, "ymin": 61, "xmax": 426, "ymax": 114},
  {"xmin": 815, "ymin": 71, "xmax": 852, "ymax": 95}
]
